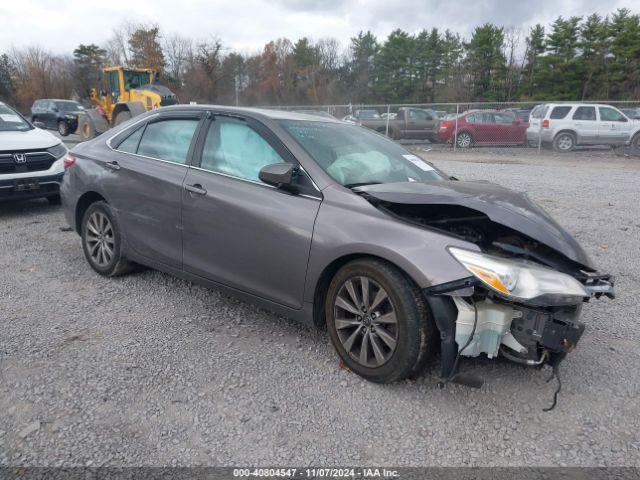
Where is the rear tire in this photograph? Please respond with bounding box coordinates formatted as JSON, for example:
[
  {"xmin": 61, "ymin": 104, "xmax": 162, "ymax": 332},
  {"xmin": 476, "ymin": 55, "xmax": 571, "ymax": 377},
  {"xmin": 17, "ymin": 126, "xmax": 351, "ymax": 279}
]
[
  {"xmin": 325, "ymin": 258, "xmax": 436, "ymax": 383},
  {"xmin": 553, "ymin": 132, "xmax": 575, "ymax": 152},
  {"xmin": 631, "ymin": 133, "xmax": 640, "ymax": 153},
  {"xmin": 456, "ymin": 131, "xmax": 473, "ymax": 148},
  {"xmin": 81, "ymin": 201, "xmax": 133, "ymax": 277}
]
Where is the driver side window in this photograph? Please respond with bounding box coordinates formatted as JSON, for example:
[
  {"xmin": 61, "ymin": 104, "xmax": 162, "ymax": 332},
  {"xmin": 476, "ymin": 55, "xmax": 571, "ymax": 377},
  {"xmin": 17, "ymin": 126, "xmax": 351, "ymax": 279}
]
[{"xmin": 200, "ymin": 116, "xmax": 286, "ymax": 183}]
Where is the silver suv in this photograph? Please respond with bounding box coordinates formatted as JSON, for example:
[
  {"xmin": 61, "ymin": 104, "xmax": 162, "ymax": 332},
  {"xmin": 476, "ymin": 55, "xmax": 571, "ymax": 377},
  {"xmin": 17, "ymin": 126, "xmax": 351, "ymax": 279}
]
[{"xmin": 527, "ymin": 103, "xmax": 640, "ymax": 152}]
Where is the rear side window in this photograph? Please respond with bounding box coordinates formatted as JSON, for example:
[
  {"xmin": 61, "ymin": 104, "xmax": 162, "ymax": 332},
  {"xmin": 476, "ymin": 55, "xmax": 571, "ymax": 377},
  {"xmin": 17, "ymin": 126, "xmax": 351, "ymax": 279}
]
[
  {"xmin": 121, "ymin": 118, "xmax": 199, "ymax": 164},
  {"xmin": 573, "ymin": 106, "xmax": 596, "ymax": 121},
  {"xmin": 493, "ymin": 113, "xmax": 514, "ymax": 124},
  {"xmin": 116, "ymin": 126, "xmax": 144, "ymax": 153},
  {"xmin": 550, "ymin": 106, "xmax": 571, "ymax": 119}
]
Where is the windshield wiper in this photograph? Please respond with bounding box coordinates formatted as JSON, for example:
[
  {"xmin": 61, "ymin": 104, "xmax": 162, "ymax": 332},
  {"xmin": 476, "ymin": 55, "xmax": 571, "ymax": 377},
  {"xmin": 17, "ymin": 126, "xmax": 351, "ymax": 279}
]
[{"xmin": 344, "ymin": 181, "xmax": 382, "ymax": 189}]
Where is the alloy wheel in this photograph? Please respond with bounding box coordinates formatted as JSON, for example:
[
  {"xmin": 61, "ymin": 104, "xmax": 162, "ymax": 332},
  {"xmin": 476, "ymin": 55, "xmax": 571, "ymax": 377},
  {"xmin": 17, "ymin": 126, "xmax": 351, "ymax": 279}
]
[
  {"xmin": 333, "ymin": 276, "xmax": 398, "ymax": 368},
  {"xmin": 557, "ymin": 134, "xmax": 574, "ymax": 151},
  {"xmin": 457, "ymin": 133, "xmax": 472, "ymax": 148},
  {"xmin": 85, "ymin": 211, "xmax": 115, "ymax": 267}
]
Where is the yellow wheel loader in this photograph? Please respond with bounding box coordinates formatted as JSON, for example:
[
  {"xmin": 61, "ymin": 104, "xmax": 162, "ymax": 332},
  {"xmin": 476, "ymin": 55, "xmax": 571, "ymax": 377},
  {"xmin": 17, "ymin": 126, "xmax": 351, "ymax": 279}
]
[{"xmin": 77, "ymin": 66, "xmax": 178, "ymax": 140}]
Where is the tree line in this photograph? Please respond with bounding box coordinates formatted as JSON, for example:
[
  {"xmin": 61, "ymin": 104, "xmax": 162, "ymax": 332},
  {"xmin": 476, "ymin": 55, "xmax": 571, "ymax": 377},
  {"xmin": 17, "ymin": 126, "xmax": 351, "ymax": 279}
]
[{"xmin": 1, "ymin": 8, "xmax": 639, "ymax": 113}]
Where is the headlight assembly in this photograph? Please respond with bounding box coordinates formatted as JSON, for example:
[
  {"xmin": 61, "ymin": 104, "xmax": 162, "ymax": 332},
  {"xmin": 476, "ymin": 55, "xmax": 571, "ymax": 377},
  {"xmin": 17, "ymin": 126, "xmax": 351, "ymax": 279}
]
[
  {"xmin": 47, "ymin": 143, "xmax": 67, "ymax": 159},
  {"xmin": 448, "ymin": 247, "xmax": 589, "ymax": 306}
]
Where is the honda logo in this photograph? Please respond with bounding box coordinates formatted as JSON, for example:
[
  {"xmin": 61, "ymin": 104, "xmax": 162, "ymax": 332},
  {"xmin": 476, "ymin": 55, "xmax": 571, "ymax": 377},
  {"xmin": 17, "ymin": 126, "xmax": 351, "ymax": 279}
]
[{"xmin": 13, "ymin": 153, "xmax": 27, "ymax": 164}]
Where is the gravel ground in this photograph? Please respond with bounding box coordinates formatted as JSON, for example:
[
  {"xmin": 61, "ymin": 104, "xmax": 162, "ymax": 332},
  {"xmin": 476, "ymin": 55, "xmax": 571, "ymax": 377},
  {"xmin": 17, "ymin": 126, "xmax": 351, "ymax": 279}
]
[{"xmin": 1, "ymin": 148, "xmax": 639, "ymax": 467}]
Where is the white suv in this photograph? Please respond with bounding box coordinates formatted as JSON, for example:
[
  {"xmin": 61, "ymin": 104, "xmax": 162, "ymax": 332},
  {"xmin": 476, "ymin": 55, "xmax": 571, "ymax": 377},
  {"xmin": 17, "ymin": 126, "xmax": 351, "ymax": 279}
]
[
  {"xmin": 527, "ymin": 103, "xmax": 640, "ymax": 152},
  {"xmin": 0, "ymin": 101, "xmax": 68, "ymax": 203}
]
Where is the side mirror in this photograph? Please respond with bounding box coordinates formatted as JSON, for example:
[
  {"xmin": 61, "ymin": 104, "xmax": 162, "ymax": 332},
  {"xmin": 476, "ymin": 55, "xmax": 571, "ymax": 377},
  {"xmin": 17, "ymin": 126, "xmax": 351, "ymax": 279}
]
[
  {"xmin": 259, "ymin": 163, "xmax": 296, "ymax": 188},
  {"xmin": 33, "ymin": 121, "xmax": 46, "ymax": 129}
]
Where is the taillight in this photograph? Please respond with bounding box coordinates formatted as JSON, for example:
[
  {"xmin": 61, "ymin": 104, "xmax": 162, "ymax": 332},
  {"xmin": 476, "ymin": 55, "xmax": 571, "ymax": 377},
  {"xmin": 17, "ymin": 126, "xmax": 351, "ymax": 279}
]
[
  {"xmin": 542, "ymin": 119, "xmax": 550, "ymax": 128},
  {"xmin": 439, "ymin": 120, "xmax": 452, "ymax": 131},
  {"xmin": 63, "ymin": 153, "xmax": 76, "ymax": 170}
]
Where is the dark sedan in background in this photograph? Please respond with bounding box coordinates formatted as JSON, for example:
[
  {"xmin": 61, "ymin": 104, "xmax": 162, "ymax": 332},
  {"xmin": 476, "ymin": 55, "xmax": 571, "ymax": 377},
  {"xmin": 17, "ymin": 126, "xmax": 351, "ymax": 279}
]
[
  {"xmin": 61, "ymin": 105, "xmax": 612, "ymax": 390},
  {"xmin": 31, "ymin": 99, "xmax": 85, "ymax": 136}
]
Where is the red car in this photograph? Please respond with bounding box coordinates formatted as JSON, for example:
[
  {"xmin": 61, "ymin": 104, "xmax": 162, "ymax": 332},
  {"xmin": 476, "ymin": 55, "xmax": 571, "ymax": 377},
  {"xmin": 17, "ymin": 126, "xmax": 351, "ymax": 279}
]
[{"xmin": 434, "ymin": 110, "xmax": 528, "ymax": 148}]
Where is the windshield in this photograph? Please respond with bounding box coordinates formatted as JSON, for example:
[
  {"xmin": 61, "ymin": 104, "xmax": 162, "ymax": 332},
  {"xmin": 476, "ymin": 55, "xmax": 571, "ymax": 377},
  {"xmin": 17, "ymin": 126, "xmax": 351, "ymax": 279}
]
[
  {"xmin": 357, "ymin": 110, "xmax": 381, "ymax": 119},
  {"xmin": 280, "ymin": 121, "xmax": 445, "ymax": 187},
  {"xmin": 123, "ymin": 70, "xmax": 150, "ymax": 89},
  {"xmin": 0, "ymin": 104, "xmax": 32, "ymax": 132},
  {"xmin": 57, "ymin": 101, "xmax": 84, "ymax": 112}
]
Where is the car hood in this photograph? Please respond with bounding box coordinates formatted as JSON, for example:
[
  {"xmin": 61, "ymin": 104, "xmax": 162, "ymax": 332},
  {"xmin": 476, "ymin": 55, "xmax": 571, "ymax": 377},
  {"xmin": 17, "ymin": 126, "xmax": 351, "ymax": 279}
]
[
  {"xmin": 0, "ymin": 128, "xmax": 60, "ymax": 151},
  {"xmin": 356, "ymin": 180, "xmax": 594, "ymax": 269}
]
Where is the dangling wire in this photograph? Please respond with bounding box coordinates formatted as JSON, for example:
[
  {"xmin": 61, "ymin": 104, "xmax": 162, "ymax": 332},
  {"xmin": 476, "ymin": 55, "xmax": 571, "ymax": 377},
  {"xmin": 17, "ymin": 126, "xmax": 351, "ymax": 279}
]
[{"xmin": 543, "ymin": 363, "xmax": 562, "ymax": 412}]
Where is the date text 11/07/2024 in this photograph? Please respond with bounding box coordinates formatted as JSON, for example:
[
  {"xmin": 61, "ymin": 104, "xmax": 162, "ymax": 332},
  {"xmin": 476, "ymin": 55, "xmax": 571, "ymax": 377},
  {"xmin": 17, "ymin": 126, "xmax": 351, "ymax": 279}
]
[{"xmin": 232, "ymin": 468, "xmax": 400, "ymax": 478}]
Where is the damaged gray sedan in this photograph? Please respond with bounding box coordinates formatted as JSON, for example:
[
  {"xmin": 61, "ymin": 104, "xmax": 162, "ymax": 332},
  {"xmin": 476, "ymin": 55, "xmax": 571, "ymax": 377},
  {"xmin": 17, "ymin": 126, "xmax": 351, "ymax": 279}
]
[{"xmin": 61, "ymin": 106, "xmax": 614, "ymax": 390}]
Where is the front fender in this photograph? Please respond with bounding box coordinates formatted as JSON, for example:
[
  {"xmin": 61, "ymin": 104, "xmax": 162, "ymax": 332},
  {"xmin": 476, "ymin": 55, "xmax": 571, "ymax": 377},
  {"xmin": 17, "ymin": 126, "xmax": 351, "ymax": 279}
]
[{"xmin": 303, "ymin": 186, "xmax": 479, "ymax": 303}]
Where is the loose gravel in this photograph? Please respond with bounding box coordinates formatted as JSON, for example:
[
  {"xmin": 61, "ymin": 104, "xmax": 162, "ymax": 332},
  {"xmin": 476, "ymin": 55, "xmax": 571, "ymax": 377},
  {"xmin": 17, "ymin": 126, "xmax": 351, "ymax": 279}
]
[{"xmin": 1, "ymin": 149, "xmax": 639, "ymax": 467}]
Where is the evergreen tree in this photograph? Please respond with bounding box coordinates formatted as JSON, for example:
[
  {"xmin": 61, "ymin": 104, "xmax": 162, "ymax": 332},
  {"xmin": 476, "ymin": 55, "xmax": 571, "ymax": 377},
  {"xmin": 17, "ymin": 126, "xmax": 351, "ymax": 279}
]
[
  {"xmin": 373, "ymin": 29, "xmax": 417, "ymax": 103},
  {"xmin": 128, "ymin": 26, "xmax": 165, "ymax": 71},
  {"xmin": 73, "ymin": 44, "xmax": 106, "ymax": 97},
  {"xmin": 0, "ymin": 53, "xmax": 13, "ymax": 101},
  {"xmin": 465, "ymin": 24, "xmax": 506, "ymax": 101},
  {"xmin": 347, "ymin": 31, "xmax": 379, "ymax": 103}
]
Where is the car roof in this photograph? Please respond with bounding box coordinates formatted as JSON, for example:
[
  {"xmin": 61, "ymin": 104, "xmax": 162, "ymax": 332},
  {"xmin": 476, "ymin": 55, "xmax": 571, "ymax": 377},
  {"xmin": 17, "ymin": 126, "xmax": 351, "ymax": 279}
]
[{"xmin": 159, "ymin": 105, "xmax": 343, "ymax": 123}]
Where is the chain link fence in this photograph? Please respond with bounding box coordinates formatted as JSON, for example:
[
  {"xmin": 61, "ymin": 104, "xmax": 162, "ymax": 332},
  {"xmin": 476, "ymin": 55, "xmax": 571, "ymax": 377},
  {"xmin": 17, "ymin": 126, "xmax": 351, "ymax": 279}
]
[{"xmin": 268, "ymin": 101, "xmax": 640, "ymax": 157}]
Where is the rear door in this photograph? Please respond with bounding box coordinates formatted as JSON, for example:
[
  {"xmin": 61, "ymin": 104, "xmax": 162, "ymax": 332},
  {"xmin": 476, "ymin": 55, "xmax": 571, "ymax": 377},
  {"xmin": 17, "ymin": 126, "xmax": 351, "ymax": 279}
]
[
  {"xmin": 104, "ymin": 111, "xmax": 203, "ymax": 268},
  {"xmin": 468, "ymin": 112, "xmax": 493, "ymax": 143},
  {"xmin": 492, "ymin": 112, "xmax": 520, "ymax": 143},
  {"xmin": 43, "ymin": 101, "xmax": 57, "ymax": 128},
  {"xmin": 597, "ymin": 106, "xmax": 632, "ymax": 145},
  {"xmin": 571, "ymin": 106, "xmax": 598, "ymax": 144},
  {"xmin": 181, "ymin": 113, "xmax": 321, "ymax": 309}
]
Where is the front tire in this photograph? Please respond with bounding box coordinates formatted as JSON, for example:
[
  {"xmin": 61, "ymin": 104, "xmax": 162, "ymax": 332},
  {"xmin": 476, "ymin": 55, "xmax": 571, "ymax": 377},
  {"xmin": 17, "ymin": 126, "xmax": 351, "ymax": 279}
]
[
  {"xmin": 57, "ymin": 120, "xmax": 69, "ymax": 137},
  {"xmin": 81, "ymin": 201, "xmax": 133, "ymax": 277},
  {"xmin": 325, "ymin": 259, "xmax": 435, "ymax": 383},
  {"xmin": 114, "ymin": 111, "xmax": 132, "ymax": 126}
]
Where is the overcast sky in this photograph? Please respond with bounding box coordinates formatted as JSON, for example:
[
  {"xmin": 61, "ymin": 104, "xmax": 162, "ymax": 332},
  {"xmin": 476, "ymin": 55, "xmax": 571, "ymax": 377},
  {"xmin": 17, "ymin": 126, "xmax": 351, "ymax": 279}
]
[{"xmin": 1, "ymin": 0, "xmax": 638, "ymax": 55}]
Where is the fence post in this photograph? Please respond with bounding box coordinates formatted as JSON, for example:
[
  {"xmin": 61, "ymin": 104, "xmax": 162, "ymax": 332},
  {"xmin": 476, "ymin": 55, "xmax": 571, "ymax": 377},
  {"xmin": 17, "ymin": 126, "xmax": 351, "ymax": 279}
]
[
  {"xmin": 385, "ymin": 105, "xmax": 391, "ymax": 137},
  {"xmin": 453, "ymin": 103, "xmax": 459, "ymax": 151},
  {"xmin": 538, "ymin": 118, "xmax": 542, "ymax": 154}
]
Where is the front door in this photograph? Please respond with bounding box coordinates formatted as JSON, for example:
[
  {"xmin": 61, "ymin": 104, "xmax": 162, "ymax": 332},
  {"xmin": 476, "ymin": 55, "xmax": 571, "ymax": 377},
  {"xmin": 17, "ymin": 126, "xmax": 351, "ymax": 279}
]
[
  {"xmin": 102, "ymin": 113, "xmax": 202, "ymax": 268},
  {"xmin": 598, "ymin": 106, "xmax": 632, "ymax": 145},
  {"xmin": 182, "ymin": 114, "xmax": 321, "ymax": 309}
]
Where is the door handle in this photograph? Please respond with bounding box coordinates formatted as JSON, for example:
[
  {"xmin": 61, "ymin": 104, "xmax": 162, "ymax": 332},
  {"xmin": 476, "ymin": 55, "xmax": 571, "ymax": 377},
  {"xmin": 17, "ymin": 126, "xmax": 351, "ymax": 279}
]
[
  {"xmin": 185, "ymin": 183, "xmax": 207, "ymax": 195},
  {"xmin": 105, "ymin": 161, "xmax": 120, "ymax": 171}
]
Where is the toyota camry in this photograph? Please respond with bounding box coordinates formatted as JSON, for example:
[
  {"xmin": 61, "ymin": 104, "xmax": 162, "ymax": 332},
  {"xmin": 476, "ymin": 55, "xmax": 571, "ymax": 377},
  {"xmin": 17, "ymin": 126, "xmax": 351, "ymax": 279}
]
[{"xmin": 61, "ymin": 105, "xmax": 614, "ymax": 391}]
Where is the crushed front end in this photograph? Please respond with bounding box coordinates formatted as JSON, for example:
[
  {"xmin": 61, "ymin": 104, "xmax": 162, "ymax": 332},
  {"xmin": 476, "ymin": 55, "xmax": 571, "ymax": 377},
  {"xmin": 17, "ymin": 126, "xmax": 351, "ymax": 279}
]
[
  {"xmin": 354, "ymin": 180, "xmax": 615, "ymax": 388},
  {"xmin": 422, "ymin": 246, "xmax": 614, "ymax": 387}
]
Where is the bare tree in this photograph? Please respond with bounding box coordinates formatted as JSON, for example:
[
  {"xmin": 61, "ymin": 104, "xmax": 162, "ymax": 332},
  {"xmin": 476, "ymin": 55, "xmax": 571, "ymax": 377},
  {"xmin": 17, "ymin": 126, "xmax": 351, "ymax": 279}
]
[
  {"xmin": 105, "ymin": 21, "xmax": 138, "ymax": 66},
  {"xmin": 163, "ymin": 33, "xmax": 193, "ymax": 86}
]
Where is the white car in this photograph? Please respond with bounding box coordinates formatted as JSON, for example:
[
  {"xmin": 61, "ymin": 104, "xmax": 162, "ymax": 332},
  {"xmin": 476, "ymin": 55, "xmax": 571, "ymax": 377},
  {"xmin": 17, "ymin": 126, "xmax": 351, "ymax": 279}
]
[
  {"xmin": 527, "ymin": 103, "xmax": 640, "ymax": 152},
  {"xmin": 0, "ymin": 102, "xmax": 68, "ymax": 204}
]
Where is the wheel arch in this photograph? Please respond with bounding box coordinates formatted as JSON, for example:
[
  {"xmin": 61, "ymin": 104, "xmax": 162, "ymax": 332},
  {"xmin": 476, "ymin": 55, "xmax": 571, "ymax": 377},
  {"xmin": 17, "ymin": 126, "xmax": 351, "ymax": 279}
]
[
  {"xmin": 311, "ymin": 253, "xmax": 421, "ymax": 329},
  {"xmin": 111, "ymin": 102, "xmax": 146, "ymax": 126},
  {"xmin": 554, "ymin": 129, "xmax": 577, "ymax": 141},
  {"xmin": 74, "ymin": 191, "xmax": 107, "ymax": 234}
]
